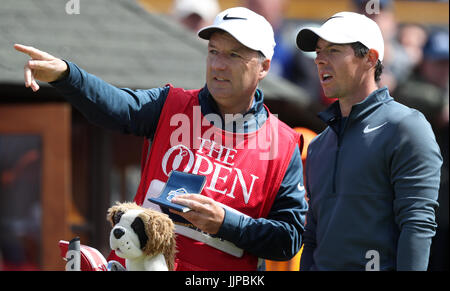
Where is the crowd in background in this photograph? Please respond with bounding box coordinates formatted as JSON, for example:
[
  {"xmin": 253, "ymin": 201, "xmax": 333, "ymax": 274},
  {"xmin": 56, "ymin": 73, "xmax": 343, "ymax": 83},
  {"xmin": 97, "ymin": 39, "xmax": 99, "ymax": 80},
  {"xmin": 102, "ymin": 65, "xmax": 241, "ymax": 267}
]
[{"xmin": 172, "ymin": 0, "xmax": 449, "ymax": 271}]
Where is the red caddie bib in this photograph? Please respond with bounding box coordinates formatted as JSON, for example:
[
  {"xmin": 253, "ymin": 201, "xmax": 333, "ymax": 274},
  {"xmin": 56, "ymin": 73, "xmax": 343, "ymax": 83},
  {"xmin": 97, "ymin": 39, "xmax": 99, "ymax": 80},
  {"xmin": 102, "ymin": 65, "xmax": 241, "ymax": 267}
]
[{"xmin": 130, "ymin": 86, "xmax": 301, "ymax": 270}]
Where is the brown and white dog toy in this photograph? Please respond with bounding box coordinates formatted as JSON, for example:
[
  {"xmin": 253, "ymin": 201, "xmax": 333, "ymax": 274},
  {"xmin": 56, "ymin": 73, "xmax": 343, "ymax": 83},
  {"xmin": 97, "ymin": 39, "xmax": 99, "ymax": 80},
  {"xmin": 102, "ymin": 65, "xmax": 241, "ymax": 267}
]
[{"xmin": 107, "ymin": 202, "xmax": 176, "ymax": 271}]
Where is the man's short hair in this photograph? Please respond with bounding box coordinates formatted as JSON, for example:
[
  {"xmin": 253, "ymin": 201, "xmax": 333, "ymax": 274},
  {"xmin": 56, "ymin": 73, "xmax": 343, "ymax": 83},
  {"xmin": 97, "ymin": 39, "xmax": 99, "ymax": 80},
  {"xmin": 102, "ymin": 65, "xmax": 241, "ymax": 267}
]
[{"xmin": 350, "ymin": 42, "xmax": 384, "ymax": 82}]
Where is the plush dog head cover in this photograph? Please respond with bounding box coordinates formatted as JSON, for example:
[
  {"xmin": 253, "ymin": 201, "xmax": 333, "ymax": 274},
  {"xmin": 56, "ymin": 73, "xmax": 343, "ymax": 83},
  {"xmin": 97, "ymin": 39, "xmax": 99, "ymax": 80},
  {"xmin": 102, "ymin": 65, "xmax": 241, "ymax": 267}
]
[{"xmin": 107, "ymin": 202, "xmax": 176, "ymax": 270}]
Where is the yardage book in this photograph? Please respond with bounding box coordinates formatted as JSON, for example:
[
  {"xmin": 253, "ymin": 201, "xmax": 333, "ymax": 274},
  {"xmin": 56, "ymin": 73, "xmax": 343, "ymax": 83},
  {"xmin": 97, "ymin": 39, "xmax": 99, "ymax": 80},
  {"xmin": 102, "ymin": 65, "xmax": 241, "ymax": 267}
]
[
  {"xmin": 148, "ymin": 170, "xmax": 246, "ymax": 258},
  {"xmin": 148, "ymin": 170, "xmax": 206, "ymax": 213}
]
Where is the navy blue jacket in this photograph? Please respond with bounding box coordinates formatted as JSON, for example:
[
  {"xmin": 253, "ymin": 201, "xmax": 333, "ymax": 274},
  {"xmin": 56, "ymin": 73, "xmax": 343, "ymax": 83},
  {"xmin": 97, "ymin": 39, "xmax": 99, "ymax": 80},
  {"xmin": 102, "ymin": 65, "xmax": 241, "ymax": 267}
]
[
  {"xmin": 301, "ymin": 87, "xmax": 442, "ymax": 270},
  {"xmin": 50, "ymin": 61, "xmax": 308, "ymax": 261}
]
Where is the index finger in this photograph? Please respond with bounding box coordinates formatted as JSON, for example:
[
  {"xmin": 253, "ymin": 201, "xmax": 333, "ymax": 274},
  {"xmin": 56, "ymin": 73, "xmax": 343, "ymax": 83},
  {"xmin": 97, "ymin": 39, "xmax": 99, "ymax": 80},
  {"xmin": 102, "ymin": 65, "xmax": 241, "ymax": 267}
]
[
  {"xmin": 173, "ymin": 194, "xmax": 210, "ymax": 203},
  {"xmin": 171, "ymin": 195, "xmax": 202, "ymax": 209},
  {"xmin": 14, "ymin": 44, "xmax": 54, "ymax": 60}
]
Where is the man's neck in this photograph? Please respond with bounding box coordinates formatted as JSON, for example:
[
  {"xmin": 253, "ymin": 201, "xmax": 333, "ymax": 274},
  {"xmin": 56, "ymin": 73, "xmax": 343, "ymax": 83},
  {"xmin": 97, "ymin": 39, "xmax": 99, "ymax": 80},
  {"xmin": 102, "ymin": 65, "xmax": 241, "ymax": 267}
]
[
  {"xmin": 214, "ymin": 90, "xmax": 257, "ymax": 118},
  {"xmin": 218, "ymin": 101, "xmax": 253, "ymax": 117},
  {"xmin": 339, "ymin": 83, "xmax": 379, "ymax": 117}
]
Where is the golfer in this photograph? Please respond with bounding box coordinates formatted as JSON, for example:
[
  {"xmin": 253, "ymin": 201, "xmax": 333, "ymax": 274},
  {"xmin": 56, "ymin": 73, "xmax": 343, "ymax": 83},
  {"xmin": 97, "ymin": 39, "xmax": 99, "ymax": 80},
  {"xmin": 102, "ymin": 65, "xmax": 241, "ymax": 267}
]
[{"xmin": 296, "ymin": 12, "xmax": 442, "ymax": 271}]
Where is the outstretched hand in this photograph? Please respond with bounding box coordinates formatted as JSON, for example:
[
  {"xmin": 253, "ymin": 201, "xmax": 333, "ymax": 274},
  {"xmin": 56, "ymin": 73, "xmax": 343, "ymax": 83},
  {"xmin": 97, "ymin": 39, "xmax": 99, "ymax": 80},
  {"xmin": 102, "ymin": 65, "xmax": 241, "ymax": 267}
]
[{"xmin": 14, "ymin": 44, "xmax": 68, "ymax": 92}]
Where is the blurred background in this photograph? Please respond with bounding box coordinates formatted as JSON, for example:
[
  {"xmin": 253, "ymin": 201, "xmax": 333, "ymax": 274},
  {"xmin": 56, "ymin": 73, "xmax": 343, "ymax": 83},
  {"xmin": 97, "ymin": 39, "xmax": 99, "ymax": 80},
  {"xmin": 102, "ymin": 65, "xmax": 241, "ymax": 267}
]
[{"xmin": 0, "ymin": 0, "xmax": 448, "ymax": 270}]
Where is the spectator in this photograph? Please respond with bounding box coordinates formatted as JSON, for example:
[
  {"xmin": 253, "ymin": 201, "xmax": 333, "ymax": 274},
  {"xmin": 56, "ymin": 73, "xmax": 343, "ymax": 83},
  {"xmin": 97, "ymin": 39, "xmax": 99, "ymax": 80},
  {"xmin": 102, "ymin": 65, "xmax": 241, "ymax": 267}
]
[
  {"xmin": 172, "ymin": 0, "xmax": 220, "ymax": 32},
  {"xmin": 398, "ymin": 23, "xmax": 428, "ymax": 69},
  {"xmin": 394, "ymin": 29, "xmax": 449, "ymax": 129}
]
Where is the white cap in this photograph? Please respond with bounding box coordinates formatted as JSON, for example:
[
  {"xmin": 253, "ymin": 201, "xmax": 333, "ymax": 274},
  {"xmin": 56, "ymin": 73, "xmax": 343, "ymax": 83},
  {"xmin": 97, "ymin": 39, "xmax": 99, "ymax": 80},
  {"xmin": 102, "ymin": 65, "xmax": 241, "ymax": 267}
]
[
  {"xmin": 296, "ymin": 11, "xmax": 384, "ymax": 61},
  {"xmin": 198, "ymin": 7, "xmax": 276, "ymax": 60},
  {"xmin": 173, "ymin": 0, "xmax": 220, "ymax": 22}
]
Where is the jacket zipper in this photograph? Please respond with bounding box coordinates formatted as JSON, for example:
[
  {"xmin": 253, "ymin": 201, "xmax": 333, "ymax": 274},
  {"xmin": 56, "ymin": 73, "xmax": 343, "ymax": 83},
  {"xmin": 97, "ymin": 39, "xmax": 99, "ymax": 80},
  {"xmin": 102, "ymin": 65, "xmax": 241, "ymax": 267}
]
[
  {"xmin": 332, "ymin": 138, "xmax": 341, "ymax": 194},
  {"xmin": 332, "ymin": 118, "xmax": 348, "ymax": 194}
]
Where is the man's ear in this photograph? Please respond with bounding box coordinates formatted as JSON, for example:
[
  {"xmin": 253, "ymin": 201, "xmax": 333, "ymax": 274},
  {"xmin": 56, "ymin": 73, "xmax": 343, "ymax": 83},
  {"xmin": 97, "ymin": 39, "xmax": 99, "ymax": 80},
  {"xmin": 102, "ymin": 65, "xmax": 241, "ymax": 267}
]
[
  {"xmin": 367, "ymin": 49, "xmax": 379, "ymax": 68},
  {"xmin": 259, "ymin": 59, "xmax": 271, "ymax": 80}
]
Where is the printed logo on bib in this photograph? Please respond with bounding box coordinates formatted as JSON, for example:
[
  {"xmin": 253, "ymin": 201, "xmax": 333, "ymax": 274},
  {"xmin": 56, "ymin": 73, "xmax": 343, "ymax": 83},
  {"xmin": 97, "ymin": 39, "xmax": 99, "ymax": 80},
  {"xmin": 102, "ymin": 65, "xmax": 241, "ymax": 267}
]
[{"xmin": 161, "ymin": 137, "xmax": 259, "ymax": 205}]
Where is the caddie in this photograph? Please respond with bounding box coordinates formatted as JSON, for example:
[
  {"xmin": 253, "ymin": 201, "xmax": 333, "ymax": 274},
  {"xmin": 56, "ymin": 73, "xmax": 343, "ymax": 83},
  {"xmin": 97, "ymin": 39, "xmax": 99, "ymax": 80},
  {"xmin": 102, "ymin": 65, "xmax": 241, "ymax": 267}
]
[{"xmin": 15, "ymin": 7, "xmax": 308, "ymax": 270}]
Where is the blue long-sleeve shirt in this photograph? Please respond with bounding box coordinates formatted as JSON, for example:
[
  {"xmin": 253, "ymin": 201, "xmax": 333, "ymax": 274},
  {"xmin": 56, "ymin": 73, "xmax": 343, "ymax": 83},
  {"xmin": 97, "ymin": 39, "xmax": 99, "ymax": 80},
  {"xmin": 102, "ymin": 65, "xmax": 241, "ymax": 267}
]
[
  {"xmin": 301, "ymin": 87, "xmax": 442, "ymax": 270},
  {"xmin": 50, "ymin": 61, "xmax": 307, "ymax": 261}
]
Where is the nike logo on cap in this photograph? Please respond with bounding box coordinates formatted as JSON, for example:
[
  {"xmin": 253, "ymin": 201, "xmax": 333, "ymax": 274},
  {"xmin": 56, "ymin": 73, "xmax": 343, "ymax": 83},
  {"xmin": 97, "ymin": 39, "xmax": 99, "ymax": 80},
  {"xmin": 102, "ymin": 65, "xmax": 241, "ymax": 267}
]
[
  {"xmin": 326, "ymin": 15, "xmax": 344, "ymax": 22},
  {"xmin": 363, "ymin": 122, "xmax": 388, "ymax": 134},
  {"xmin": 223, "ymin": 14, "xmax": 247, "ymax": 21}
]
